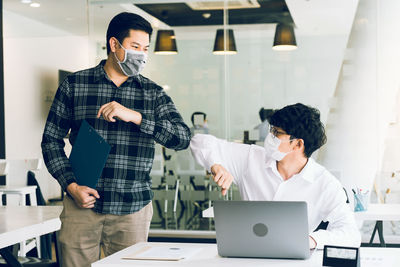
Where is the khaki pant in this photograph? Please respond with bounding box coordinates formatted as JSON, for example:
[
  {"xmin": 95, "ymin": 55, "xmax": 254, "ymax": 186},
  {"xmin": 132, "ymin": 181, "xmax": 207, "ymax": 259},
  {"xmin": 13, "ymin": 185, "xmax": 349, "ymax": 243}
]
[{"xmin": 58, "ymin": 196, "xmax": 153, "ymax": 267}]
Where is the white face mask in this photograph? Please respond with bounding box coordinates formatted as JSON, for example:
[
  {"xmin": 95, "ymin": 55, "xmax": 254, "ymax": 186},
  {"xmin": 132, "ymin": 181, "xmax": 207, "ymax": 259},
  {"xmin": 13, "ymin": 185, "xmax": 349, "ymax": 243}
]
[
  {"xmin": 114, "ymin": 40, "xmax": 147, "ymax": 77},
  {"xmin": 264, "ymin": 133, "xmax": 294, "ymax": 161}
]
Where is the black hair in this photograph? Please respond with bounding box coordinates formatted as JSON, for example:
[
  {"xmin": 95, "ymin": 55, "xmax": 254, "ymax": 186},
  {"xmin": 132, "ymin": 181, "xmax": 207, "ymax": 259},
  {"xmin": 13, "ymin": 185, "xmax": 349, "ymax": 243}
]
[
  {"xmin": 106, "ymin": 12, "xmax": 153, "ymax": 54},
  {"xmin": 269, "ymin": 103, "xmax": 327, "ymax": 158},
  {"xmin": 259, "ymin": 108, "xmax": 275, "ymax": 122}
]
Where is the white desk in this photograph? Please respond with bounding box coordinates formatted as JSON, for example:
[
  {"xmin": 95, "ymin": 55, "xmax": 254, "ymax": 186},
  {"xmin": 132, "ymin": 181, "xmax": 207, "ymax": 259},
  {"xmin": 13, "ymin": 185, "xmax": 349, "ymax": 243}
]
[
  {"xmin": 0, "ymin": 206, "xmax": 62, "ymax": 248},
  {"xmin": 354, "ymin": 204, "xmax": 400, "ymax": 247},
  {"xmin": 354, "ymin": 204, "xmax": 400, "ymax": 221},
  {"xmin": 0, "ymin": 206, "xmax": 63, "ymax": 266},
  {"xmin": 92, "ymin": 242, "xmax": 400, "ymax": 267}
]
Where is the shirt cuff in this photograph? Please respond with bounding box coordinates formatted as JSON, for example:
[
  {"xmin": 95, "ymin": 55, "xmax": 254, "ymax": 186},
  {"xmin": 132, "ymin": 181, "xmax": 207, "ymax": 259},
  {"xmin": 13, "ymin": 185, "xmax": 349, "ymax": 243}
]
[
  {"xmin": 59, "ymin": 173, "xmax": 77, "ymax": 192},
  {"xmin": 204, "ymin": 152, "xmax": 222, "ymax": 173},
  {"xmin": 139, "ymin": 114, "xmax": 156, "ymax": 135}
]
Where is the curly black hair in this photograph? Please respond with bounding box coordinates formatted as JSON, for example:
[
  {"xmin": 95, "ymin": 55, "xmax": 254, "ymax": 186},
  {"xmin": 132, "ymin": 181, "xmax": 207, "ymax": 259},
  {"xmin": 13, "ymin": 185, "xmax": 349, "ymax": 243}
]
[{"xmin": 269, "ymin": 103, "xmax": 327, "ymax": 158}]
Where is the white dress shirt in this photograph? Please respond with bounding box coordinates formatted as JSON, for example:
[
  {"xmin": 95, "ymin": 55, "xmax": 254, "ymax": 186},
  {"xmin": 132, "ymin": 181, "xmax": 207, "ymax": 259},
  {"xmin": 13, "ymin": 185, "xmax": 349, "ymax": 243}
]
[{"xmin": 190, "ymin": 134, "xmax": 361, "ymax": 249}]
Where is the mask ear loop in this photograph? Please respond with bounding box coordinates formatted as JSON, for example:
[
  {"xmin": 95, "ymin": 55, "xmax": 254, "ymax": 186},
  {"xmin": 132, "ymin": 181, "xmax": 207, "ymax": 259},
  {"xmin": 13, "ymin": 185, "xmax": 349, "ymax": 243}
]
[{"xmin": 113, "ymin": 38, "xmax": 127, "ymax": 63}]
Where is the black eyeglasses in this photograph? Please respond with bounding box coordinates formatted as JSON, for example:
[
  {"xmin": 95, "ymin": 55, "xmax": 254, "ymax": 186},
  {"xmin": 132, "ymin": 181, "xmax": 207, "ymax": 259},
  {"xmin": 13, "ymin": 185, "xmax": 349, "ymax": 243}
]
[
  {"xmin": 269, "ymin": 125, "xmax": 287, "ymax": 137},
  {"xmin": 269, "ymin": 125, "xmax": 297, "ymax": 141}
]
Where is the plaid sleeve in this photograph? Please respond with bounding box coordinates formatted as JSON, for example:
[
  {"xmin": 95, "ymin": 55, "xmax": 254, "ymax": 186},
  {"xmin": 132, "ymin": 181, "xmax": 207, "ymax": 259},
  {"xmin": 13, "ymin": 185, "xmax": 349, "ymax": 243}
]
[
  {"xmin": 41, "ymin": 78, "xmax": 76, "ymax": 191},
  {"xmin": 140, "ymin": 88, "xmax": 191, "ymax": 150}
]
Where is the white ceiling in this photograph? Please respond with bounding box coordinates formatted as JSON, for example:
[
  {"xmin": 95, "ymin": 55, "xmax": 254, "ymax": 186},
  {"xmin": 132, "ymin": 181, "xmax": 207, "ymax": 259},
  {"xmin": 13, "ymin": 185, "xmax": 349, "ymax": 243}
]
[
  {"xmin": 4, "ymin": 0, "xmax": 88, "ymax": 36},
  {"xmin": 3, "ymin": 0, "xmax": 359, "ymax": 39},
  {"xmin": 286, "ymin": 0, "xmax": 359, "ymax": 36}
]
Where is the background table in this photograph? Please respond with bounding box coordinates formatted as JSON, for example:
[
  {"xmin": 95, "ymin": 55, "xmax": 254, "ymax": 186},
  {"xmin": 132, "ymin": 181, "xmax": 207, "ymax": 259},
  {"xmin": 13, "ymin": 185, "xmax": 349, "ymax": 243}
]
[
  {"xmin": 92, "ymin": 242, "xmax": 400, "ymax": 267},
  {"xmin": 354, "ymin": 203, "xmax": 400, "ymax": 247},
  {"xmin": 0, "ymin": 206, "xmax": 62, "ymax": 266}
]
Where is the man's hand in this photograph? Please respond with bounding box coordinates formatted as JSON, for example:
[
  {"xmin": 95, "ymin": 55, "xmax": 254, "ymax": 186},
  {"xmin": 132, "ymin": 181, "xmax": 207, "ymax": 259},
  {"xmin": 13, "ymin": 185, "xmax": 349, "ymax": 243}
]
[
  {"xmin": 210, "ymin": 164, "xmax": 234, "ymax": 196},
  {"xmin": 309, "ymin": 236, "xmax": 317, "ymax": 249},
  {"xmin": 67, "ymin": 182, "xmax": 100, "ymax": 209},
  {"xmin": 97, "ymin": 101, "xmax": 142, "ymax": 125}
]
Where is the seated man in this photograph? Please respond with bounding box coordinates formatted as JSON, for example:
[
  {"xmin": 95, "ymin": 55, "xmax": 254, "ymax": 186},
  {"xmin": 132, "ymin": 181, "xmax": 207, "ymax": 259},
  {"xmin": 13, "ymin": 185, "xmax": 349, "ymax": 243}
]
[{"xmin": 190, "ymin": 103, "xmax": 361, "ymax": 249}]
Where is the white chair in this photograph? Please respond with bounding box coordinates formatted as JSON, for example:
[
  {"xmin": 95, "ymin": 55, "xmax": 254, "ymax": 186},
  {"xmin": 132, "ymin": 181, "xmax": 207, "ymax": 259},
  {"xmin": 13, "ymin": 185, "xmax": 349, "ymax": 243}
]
[
  {"xmin": 4, "ymin": 158, "xmax": 42, "ymax": 187},
  {"xmin": 0, "ymin": 160, "xmax": 9, "ymax": 176},
  {"xmin": 0, "ymin": 160, "xmax": 9, "ymax": 207},
  {"xmin": 0, "ymin": 159, "xmax": 42, "ymax": 257},
  {"xmin": 0, "ymin": 159, "xmax": 10, "ymax": 206},
  {"xmin": 0, "ymin": 186, "xmax": 37, "ymax": 206}
]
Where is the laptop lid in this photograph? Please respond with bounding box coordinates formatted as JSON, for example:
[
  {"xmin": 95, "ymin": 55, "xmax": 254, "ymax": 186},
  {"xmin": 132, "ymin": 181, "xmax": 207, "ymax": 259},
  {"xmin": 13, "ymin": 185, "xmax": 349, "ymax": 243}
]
[{"xmin": 213, "ymin": 200, "xmax": 310, "ymax": 259}]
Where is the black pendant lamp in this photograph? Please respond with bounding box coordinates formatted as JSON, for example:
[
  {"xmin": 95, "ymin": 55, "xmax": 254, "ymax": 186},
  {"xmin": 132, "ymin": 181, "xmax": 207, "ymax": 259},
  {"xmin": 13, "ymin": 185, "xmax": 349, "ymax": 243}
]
[
  {"xmin": 213, "ymin": 29, "xmax": 237, "ymax": 55},
  {"xmin": 272, "ymin": 23, "xmax": 297, "ymax": 51},
  {"xmin": 154, "ymin": 30, "xmax": 178, "ymax": 55}
]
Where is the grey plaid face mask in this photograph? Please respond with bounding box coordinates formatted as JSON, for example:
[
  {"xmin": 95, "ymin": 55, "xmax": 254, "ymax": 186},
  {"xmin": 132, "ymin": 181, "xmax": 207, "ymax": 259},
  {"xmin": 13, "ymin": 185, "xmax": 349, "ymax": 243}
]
[{"xmin": 114, "ymin": 40, "xmax": 147, "ymax": 77}]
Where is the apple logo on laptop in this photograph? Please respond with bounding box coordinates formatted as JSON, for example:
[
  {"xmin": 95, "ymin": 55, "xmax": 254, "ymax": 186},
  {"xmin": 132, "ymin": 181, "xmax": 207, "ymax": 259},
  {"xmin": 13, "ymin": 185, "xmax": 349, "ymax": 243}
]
[{"xmin": 253, "ymin": 223, "xmax": 268, "ymax": 237}]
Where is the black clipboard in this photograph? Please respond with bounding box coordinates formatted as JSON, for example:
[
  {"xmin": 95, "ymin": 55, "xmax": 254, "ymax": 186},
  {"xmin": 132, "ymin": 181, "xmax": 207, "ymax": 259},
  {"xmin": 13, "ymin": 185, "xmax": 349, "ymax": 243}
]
[{"xmin": 69, "ymin": 120, "xmax": 111, "ymax": 189}]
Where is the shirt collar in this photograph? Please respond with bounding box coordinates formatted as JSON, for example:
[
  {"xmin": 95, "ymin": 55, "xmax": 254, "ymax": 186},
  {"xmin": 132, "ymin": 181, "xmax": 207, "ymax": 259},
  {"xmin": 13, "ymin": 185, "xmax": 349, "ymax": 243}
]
[
  {"xmin": 93, "ymin": 59, "xmax": 144, "ymax": 88},
  {"xmin": 93, "ymin": 60, "xmax": 106, "ymax": 83},
  {"xmin": 265, "ymin": 155, "xmax": 316, "ymax": 183},
  {"xmin": 296, "ymin": 158, "xmax": 316, "ymax": 183}
]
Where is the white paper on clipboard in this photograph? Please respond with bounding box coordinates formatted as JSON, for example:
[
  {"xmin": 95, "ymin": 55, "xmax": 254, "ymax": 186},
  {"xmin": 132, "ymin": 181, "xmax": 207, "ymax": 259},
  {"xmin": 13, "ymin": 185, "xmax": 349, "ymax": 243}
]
[{"xmin": 122, "ymin": 246, "xmax": 202, "ymax": 261}]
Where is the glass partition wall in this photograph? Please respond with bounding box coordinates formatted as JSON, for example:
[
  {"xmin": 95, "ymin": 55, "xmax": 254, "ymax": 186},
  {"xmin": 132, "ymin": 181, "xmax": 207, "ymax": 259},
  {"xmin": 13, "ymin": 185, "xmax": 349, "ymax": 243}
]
[
  {"xmin": 87, "ymin": 0, "xmax": 356, "ymax": 232},
  {"xmin": 5, "ymin": 0, "xmax": 400, "ymax": 237}
]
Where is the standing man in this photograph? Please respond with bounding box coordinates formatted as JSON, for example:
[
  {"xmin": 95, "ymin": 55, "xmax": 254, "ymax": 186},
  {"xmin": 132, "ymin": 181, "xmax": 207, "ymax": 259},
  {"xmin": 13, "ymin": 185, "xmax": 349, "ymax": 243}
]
[
  {"xmin": 41, "ymin": 12, "xmax": 191, "ymax": 267},
  {"xmin": 190, "ymin": 103, "xmax": 361, "ymax": 249}
]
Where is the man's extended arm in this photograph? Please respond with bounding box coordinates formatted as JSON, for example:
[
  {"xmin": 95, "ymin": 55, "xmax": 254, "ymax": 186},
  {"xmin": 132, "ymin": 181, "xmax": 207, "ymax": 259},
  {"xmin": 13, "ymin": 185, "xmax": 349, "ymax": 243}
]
[
  {"xmin": 190, "ymin": 134, "xmax": 251, "ymax": 194},
  {"xmin": 97, "ymin": 87, "xmax": 191, "ymax": 150},
  {"xmin": 140, "ymin": 88, "xmax": 191, "ymax": 150}
]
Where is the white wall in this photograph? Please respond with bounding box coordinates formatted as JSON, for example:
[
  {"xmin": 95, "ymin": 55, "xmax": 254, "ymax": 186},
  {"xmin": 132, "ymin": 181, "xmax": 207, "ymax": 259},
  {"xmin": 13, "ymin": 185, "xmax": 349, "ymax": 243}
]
[
  {"xmin": 319, "ymin": 0, "xmax": 400, "ymax": 203},
  {"xmin": 374, "ymin": 0, "xmax": 400, "ymax": 202},
  {"xmin": 3, "ymin": 10, "xmax": 90, "ymax": 200}
]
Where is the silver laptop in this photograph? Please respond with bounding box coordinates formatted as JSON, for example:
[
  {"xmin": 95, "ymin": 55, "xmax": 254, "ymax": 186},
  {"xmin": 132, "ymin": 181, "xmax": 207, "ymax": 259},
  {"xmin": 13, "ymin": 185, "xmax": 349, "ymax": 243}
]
[{"xmin": 213, "ymin": 200, "xmax": 310, "ymax": 259}]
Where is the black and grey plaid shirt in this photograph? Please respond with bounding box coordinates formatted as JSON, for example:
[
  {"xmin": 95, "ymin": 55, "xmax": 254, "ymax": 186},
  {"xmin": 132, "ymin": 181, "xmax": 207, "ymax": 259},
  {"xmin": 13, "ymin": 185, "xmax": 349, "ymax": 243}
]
[{"xmin": 41, "ymin": 60, "xmax": 191, "ymax": 215}]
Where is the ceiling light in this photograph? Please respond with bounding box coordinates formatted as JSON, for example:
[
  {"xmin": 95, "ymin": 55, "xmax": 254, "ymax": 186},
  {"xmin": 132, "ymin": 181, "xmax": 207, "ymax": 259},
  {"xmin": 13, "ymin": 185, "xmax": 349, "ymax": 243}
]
[
  {"xmin": 213, "ymin": 29, "xmax": 237, "ymax": 55},
  {"xmin": 272, "ymin": 24, "xmax": 297, "ymax": 51},
  {"xmin": 154, "ymin": 30, "xmax": 178, "ymax": 55},
  {"xmin": 21, "ymin": 0, "xmax": 32, "ymax": 3},
  {"xmin": 30, "ymin": 2, "xmax": 41, "ymax": 8}
]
